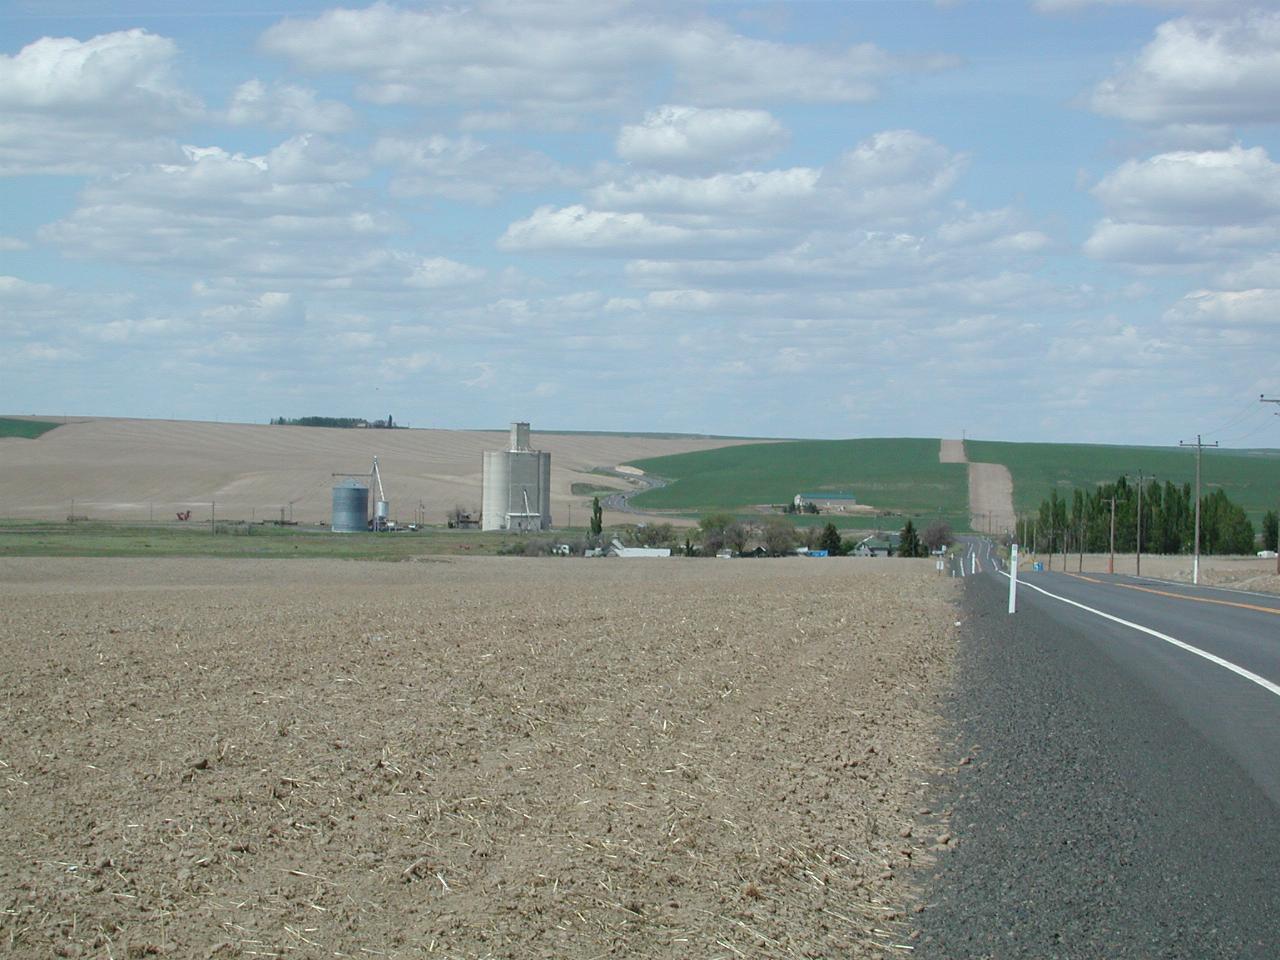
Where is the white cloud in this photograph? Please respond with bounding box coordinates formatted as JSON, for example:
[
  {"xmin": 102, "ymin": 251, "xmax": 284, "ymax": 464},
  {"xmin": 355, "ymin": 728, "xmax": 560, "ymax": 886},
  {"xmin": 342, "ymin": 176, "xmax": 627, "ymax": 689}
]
[
  {"xmin": 1038, "ymin": 0, "xmax": 1242, "ymax": 10},
  {"xmin": 1045, "ymin": 319, "xmax": 1182, "ymax": 370},
  {"xmin": 990, "ymin": 231, "xmax": 1053, "ymax": 253},
  {"xmin": 40, "ymin": 137, "xmax": 389, "ymax": 278},
  {"xmin": 35, "ymin": 133, "xmax": 484, "ymax": 300},
  {"xmin": 0, "ymin": 274, "xmax": 137, "ymax": 348},
  {"xmin": 0, "ymin": 275, "xmax": 54, "ymax": 300},
  {"xmin": 1218, "ymin": 253, "xmax": 1280, "ymax": 288},
  {"xmin": 1089, "ymin": 11, "xmax": 1280, "ymax": 127},
  {"xmin": 86, "ymin": 316, "xmax": 186, "ymax": 344},
  {"xmin": 1086, "ymin": 144, "xmax": 1280, "ymax": 264},
  {"xmin": 1093, "ymin": 144, "xmax": 1280, "ymax": 225},
  {"xmin": 499, "ymin": 204, "xmax": 768, "ymax": 255},
  {"xmin": 1083, "ymin": 219, "xmax": 1277, "ymax": 265},
  {"xmin": 559, "ymin": 130, "xmax": 966, "ymax": 257},
  {"xmin": 406, "ymin": 257, "xmax": 486, "ymax": 288},
  {"xmin": 589, "ymin": 168, "xmax": 821, "ymax": 219},
  {"xmin": 0, "ymin": 29, "xmax": 198, "ymax": 174},
  {"xmin": 226, "ymin": 79, "xmax": 354, "ymax": 133},
  {"xmin": 0, "ymin": 237, "xmax": 30, "ymax": 251},
  {"xmin": 935, "ymin": 208, "xmax": 1050, "ymax": 253},
  {"xmin": 1164, "ymin": 287, "xmax": 1280, "ymax": 332},
  {"xmin": 623, "ymin": 208, "xmax": 1047, "ymax": 294},
  {"xmin": 638, "ymin": 269, "xmax": 1074, "ymax": 321},
  {"xmin": 261, "ymin": 3, "xmax": 947, "ymax": 124},
  {"xmin": 819, "ymin": 130, "xmax": 967, "ymax": 220},
  {"xmin": 938, "ymin": 207, "xmax": 1030, "ymax": 245},
  {"xmin": 616, "ymin": 105, "xmax": 786, "ymax": 170},
  {"xmin": 373, "ymin": 135, "xmax": 578, "ymax": 203}
]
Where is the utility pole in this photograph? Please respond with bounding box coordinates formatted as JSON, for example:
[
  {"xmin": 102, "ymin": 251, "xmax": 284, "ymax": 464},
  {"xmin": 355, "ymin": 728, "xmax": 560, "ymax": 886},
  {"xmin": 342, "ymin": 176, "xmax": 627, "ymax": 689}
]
[
  {"xmin": 1263, "ymin": 396, "xmax": 1280, "ymax": 575},
  {"xmin": 1179, "ymin": 435, "xmax": 1219, "ymax": 584},
  {"xmin": 1107, "ymin": 495, "xmax": 1116, "ymax": 575},
  {"xmin": 1135, "ymin": 470, "xmax": 1155, "ymax": 578}
]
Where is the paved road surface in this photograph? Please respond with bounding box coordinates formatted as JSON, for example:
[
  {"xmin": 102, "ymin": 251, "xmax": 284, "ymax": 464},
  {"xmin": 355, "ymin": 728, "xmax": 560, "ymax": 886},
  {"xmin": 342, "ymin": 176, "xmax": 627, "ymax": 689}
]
[
  {"xmin": 1012, "ymin": 568, "xmax": 1280, "ymax": 802},
  {"xmin": 917, "ymin": 550, "xmax": 1280, "ymax": 958}
]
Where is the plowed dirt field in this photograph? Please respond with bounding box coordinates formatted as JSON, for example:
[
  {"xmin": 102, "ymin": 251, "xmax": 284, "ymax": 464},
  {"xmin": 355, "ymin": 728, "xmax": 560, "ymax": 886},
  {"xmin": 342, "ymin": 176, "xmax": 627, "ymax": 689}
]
[{"xmin": 1, "ymin": 557, "xmax": 958, "ymax": 959}]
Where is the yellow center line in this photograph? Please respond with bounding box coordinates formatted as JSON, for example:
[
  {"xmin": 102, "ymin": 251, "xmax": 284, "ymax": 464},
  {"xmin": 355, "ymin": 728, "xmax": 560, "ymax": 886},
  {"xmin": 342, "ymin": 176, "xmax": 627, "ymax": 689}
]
[{"xmin": 1063, "ymin": 573, "xmax": 1280, "ymax": 617}]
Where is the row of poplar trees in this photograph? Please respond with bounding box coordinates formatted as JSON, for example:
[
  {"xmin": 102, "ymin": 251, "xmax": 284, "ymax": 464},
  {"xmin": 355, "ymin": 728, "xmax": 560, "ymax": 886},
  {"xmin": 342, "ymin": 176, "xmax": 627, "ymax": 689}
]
[{"xmin": 1016, "ymin": 477, "xmax": 1259, "ymax": 556}]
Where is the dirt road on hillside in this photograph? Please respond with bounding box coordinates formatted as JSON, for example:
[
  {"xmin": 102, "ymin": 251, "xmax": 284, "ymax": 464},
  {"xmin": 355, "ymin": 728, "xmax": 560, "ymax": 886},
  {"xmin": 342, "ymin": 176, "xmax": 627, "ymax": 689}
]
[{"xmin": 939, "ymin": 440, "xmax": 1015, "ymax": 535}]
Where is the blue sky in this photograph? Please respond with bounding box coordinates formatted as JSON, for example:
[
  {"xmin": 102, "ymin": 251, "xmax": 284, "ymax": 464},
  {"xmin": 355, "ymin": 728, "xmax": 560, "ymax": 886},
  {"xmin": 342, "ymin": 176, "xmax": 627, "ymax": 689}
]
[{"xmin": 3, "ymin": 0, "xmax": 1279, "ymax": 445}]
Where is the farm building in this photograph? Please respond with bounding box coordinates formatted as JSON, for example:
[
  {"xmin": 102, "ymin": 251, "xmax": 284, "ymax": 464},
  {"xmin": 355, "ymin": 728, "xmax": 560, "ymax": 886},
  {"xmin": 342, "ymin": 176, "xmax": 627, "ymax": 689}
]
[
  {"xmin": 794, "ymin": 492, "xmax": 858, "ymax": 512},
  {"xmin": 607, "ymin": 539, "xmax": 671, "ymax": 558},
  {"xmin": 853, "ymin": 534, "xmax": 900, "ymax": 557},
  {"xmin": 481, "ymin": 422, "xmax": 552, "ymax": 532}
]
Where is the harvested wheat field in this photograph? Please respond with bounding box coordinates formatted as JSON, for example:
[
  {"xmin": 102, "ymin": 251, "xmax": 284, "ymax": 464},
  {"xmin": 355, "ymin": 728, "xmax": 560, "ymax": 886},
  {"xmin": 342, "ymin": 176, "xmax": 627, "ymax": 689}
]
[
  {"xmin": 0, "ymin": 417, "xmax": 766, "ymax": 527},
  {"xmin": 0, "ymin": 557, "xmax": 958, "ymax": 959}
]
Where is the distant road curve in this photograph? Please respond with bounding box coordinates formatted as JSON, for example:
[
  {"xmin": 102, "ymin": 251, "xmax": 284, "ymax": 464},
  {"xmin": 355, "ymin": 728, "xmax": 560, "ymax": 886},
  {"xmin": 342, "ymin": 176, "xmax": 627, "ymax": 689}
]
[{"xmin": 598, "ymin": 469, "xmax": 670, "ymax": 516}]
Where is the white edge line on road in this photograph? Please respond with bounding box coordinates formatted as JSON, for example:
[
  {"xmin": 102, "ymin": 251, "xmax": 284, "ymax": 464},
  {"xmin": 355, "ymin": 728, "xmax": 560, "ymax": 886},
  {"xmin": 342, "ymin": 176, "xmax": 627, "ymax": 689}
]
[{"xmin": 997, "ymin": 572, "xmax": 1280, "ymax": 699}]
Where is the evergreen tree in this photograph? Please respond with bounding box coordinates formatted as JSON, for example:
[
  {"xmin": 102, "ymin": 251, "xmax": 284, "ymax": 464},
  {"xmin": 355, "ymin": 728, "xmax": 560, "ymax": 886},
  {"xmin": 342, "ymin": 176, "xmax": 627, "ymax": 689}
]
[
  {"xmin": 590, "ymin": 497, "xmax": 603, "ymax": 537},
  {"xmin": 1201, "ymin": 490, "xmax": 1254, "ymax": 554},
  {"xmin": 1264, "ymin": 510, "xmax": 1279, "ymax": 553},
  {"xmin": 818, "ymin": 522, "xmax": 842, "ymax": 555},
  {"xmin": 899, "ymin": 519, "xmax": 922, "ymax": 558}
]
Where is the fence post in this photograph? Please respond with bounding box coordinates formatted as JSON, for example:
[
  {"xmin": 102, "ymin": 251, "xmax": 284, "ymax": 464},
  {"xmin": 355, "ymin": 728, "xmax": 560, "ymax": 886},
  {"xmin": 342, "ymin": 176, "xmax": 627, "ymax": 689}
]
[{"xmin": 1008, "ymin": 544, "xmax": 1019, "ymax": 614}]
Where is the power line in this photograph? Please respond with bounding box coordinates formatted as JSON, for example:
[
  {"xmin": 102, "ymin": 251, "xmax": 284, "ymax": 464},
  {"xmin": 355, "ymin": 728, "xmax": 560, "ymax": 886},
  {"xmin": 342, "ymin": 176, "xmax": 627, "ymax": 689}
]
[
  {"xmin": 1221, "ymin": 417, "xmax": 1279, "ymax": 444},
  {"xmin": 1203, "ymin": 396, "xmax": 1269, "ymax": 436},
  {"xmin": 1215, "ymin": 402, "xmax": 1274, "ymax": 443}
]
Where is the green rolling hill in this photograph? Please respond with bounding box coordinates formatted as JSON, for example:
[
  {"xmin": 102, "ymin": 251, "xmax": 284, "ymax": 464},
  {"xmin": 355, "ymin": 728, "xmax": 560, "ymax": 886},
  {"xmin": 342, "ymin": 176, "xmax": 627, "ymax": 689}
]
[
  {"xmin": 625, "ymin": 437, "xmax": 1280, "ymax": 532},
  {"xmin": 628, "ymin": 438, "xmax": 969, "ymax": 529},
  {"xmin": 966, "ymin": 440, "xmax": 1280, "ymax": 525}
]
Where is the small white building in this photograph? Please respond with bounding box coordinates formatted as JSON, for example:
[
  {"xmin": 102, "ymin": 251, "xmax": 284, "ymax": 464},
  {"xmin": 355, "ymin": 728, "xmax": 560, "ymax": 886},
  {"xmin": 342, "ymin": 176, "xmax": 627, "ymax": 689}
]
[
  {"xmin": 607, "ymin": 538, "xmax": 671, "ymax": 558},
  {"xmin": 794, "ymin": 492, "xmax": 859, "ymax": 512}
]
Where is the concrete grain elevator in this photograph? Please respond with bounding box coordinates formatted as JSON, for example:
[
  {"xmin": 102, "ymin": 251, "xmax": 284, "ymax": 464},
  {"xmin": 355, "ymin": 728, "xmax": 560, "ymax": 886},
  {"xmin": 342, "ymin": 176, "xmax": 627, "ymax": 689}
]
[{"xmin": 482, "ymin": 422, "xmax": 552, "ymax": 531}]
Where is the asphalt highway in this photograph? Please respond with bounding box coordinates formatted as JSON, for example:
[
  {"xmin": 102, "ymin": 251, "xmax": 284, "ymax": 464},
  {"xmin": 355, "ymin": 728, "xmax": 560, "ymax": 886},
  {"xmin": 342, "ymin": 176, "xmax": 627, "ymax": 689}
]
[{"xmin": 916, "ymin": 550, "xmax": 1280, "ymax": 958}]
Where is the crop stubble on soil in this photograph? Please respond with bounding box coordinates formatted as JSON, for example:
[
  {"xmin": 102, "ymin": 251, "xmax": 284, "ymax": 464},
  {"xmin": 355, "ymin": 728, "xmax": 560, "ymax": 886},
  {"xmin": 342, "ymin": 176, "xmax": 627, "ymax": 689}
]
[{"xmin": 0, "ymin": 557, "xmax": 957, "ymax": 958}]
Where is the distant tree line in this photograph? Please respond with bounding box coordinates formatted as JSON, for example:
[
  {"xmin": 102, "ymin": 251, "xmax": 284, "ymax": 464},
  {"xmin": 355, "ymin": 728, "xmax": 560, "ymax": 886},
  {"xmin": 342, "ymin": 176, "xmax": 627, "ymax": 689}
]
[
  {"xmin": 681, "ymin": 515, "xmax": 953, "ymax": 557},
  {"xmin": 270, "ymin": 414, "xmax": 402, "ymax": 429},
  {"xmin": 1017, "ymin": 477, "xmax": 1256, "ymax": 556}
]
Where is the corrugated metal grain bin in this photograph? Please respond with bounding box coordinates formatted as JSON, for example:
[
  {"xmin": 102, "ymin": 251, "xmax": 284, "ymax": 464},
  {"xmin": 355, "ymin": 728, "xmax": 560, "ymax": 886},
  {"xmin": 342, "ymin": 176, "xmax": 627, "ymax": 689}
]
[{"xmin": 332, "ymin": 480, "xmax": 369, "ymax": 533}]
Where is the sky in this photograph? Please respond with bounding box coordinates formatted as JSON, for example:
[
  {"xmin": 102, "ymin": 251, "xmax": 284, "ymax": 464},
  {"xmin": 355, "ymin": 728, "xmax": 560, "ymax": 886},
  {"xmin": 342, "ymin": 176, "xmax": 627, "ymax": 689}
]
[{"xmin": 2, "ymin": 0, "xmax": 1280, "ymax": 446}]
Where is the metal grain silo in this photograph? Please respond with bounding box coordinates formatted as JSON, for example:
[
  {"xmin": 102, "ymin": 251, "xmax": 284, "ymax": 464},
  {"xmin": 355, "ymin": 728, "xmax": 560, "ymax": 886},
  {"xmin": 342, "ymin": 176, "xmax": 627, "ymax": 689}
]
[{"xmin": 332, "ymin": 480, "xmax": 369, "ymax": 533}]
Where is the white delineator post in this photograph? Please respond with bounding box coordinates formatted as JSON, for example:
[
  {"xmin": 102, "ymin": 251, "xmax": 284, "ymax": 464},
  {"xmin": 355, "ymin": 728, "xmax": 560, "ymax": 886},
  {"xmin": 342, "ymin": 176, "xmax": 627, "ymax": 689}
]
[{"xmin": 1008, "ymin": 544, "xmax": 1019, "ymax": 614}]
